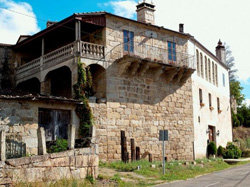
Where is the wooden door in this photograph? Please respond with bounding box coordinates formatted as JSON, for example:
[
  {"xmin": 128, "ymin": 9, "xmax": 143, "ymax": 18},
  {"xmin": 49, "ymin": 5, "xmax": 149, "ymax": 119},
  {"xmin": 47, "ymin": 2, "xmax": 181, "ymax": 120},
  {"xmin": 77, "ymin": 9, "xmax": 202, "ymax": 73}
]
[{"xmin": 208, "ymin": 126, "xmax": 215, "ymax": 142}]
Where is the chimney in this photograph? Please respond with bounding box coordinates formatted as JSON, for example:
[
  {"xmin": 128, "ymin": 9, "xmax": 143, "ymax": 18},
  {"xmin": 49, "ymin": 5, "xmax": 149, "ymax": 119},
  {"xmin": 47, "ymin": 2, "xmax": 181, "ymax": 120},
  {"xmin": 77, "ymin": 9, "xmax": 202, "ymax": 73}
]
[
  {"xmin": 136, "ymin": 0, "xmax": 155, "ymax": 25},
  {"xmin": 46, "ymin": 21, "xmax": 57, "ymax": 28},
  {"xmin": 216, "ymin": 40, "xmax": 226, "ymax": 63},
  {"xmin": 179, "ymin": 23, "xmax": 184, "ymax": 33}
]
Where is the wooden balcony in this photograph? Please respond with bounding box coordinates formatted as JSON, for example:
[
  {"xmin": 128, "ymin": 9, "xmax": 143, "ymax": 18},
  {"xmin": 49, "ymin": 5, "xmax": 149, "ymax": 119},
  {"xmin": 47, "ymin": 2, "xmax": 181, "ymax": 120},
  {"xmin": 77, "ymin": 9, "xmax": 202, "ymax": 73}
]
[{"xmin": 16, "ymin": 41, "xmax": 105, "ymax": 81}]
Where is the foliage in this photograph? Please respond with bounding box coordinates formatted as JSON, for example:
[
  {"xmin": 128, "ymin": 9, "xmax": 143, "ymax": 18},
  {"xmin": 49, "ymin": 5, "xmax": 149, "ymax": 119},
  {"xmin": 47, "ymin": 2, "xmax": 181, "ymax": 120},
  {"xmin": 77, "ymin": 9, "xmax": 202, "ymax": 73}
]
[
  {"xmin": 74, "ymin": 60, "xmax": 94, "ymax": 137},
  {"xmin": 47, "ymin": 139, "xmax": 68, "ymax": 153},
  {"xmin": 230, "ymin": 81, "xmax": 245, "ymax": 106},
  {"xmin": 225, "ymin": 44, "xmax": 238, "ymax": 82},
  {"xmin": 223, "ymin": 142, "xmax": 242, "ymax": 159},
  {"xmin": 237, "ymin": 105, "xmax": 250, "ymax": 127},
  {"xmin": 232, "ymin": 111, "xmax": 240, "ymax": 127},
  {"xmin": 242, "ymin": 150, "xmax": 250, "ymax": 158},
  {"xmin": 217, "ymin": 146, "xmax": 226, "ymax": 157},
  {"xmin": 85, "ymin": 175, "xmax": 95, "ymax": 184},
  {"xmin": 207, "ymin": 141, "xmax": 217, "ymax": 156}
]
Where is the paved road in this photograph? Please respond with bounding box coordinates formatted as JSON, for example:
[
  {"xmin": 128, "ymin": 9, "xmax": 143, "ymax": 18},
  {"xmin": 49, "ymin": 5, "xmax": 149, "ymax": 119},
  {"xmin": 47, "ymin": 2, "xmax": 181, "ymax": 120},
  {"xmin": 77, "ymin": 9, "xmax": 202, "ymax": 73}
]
[{"xmin": 156, "ymin": 163, "xmax": 250, "ymax": 187}]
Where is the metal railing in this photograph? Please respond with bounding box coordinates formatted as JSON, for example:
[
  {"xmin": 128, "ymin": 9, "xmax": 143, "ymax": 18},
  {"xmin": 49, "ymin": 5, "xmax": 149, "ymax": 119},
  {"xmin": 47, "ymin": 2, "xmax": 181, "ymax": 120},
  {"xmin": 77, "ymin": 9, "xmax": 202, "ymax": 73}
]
[{"xmin": 111, "ymin": 42, "xmax": 194, "ymax": 69}]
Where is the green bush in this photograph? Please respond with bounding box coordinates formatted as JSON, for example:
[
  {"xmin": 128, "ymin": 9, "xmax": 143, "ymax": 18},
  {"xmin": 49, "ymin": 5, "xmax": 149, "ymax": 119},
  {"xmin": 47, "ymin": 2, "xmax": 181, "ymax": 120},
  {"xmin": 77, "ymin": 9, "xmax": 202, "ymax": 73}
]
[
  {"xmin": 207, "ymin": 141, "xmax": 217, "ymax": 156},
  {"xmin": 217, "ymin": 146, "xmax": 226, "ymax": 157},
  {"xmin": 246, "ymin": 138, "xmax": 250, "ymax": 149},
  {"xmin": 47, "ymin": 139, "xmax": 68, "ymax": 153},
  {"xmin": 242, "ymin": 149, "xmax": 250, "ymax": 158},
  {"xmin": 223, "ymin": 142, "xmax": 242, "ymax": 159}
]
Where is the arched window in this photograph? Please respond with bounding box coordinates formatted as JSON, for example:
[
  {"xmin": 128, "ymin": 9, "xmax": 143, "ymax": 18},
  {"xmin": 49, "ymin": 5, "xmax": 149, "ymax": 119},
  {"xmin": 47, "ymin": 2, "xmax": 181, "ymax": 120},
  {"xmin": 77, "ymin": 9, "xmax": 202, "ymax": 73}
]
[
  {"xmin": 212, "ymin": 61, "xmax": 215, "ymax": 85},
  {"xmin": 215, "ymin": 64, "xmax": 218, "ymax": 86},
  {"xmin": 205, "ymin": 56, "xmax": 208, "ymax": 80},
  {"xmin": 200, "ymin": 53, "xmax": 204, "ymax": 78},
  {"xmin": 196, "ymin": 50, "xmax": 200, "ymax": 76},
  {"xmin": 208, "ymin": 59, "xmax": 211, "ymax": 82}
]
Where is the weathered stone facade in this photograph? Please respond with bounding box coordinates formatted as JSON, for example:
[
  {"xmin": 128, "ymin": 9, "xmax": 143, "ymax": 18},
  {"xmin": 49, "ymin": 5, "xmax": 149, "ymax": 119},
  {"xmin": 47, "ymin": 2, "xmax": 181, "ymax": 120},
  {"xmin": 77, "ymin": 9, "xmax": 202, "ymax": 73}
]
[
  {"xmin": 0, "ymin": 147, "xmax": 99, "ymax": 185},
  {"xmin": 91, "ymin": 61, "xmax": 194, "ymax": 161},
  {"xmin": 0, "ymin": 98, "xmax": 79, "ymax": 155}
]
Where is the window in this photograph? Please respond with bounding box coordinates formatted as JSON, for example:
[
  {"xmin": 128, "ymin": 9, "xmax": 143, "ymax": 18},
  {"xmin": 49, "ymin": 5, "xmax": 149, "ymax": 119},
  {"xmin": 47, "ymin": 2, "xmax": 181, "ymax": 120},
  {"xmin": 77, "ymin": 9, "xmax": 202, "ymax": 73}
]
[
  {"xmin": 215, "ymin": 64, "xmax": 218, "ymax": 86},
  {"xmin": 217, "ymin": 97, "xmax": 220, "ymax": 112},
  {"xmin": 200, "ymin": 53, "xmax": 204, "ymax": 78},
  {"xmin": 222, "ymin": 73, "xmax": 225, "ymax": 87},
  {"xmin": 209, "ymin": 93, "xmax": 212, "ymax": 108},
  {"xmin": 208, "ymin": 59, "xmax": 211, "ymax": 82},
  {"xmin": 123, "ymin": 30, "xmax": 134, "ymax": 53},
  {"xmin": 199, "ymin": 89, "xmax": 203, "ymax": 105},
  {"xmin": 168, "ymin": 41, "xmax": 176, "ymax": 62},
  {"xmin": 196, "ymin": 50, "xmax": 200, "ymax": 76},
  {"xmin": 212, "ymin": 61, "xmax": 215, "ymax": 85},
  {"xmin": 205, "ymin": 56, "xmax": 208, "ymax": 80}
]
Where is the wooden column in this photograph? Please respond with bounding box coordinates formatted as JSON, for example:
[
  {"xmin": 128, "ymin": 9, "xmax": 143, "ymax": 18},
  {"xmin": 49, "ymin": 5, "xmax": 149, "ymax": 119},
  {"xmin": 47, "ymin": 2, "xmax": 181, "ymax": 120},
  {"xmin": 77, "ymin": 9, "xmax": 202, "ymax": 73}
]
[
  {"xmin": 121, "ymin": 131, "xmax": 128, "ymax": 162},
  {"xmin": 131, "ymin": 139, "xmax": 136, "ymax": 161},
  {"xmin": 149, "ymin": 153, "xmax": 152, "ymax": 162},
  {"xmin": 136, "ymin": 146, "xmax": 140, "ymax": 160}
]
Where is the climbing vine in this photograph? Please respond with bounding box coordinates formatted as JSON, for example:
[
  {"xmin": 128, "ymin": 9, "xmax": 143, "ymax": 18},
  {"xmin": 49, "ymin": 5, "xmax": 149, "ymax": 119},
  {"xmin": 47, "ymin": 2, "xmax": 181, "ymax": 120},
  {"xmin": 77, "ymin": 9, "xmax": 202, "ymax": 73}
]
[{"xmin": 74, "ymin": 60, "xmax": 94, "ymax": 138}]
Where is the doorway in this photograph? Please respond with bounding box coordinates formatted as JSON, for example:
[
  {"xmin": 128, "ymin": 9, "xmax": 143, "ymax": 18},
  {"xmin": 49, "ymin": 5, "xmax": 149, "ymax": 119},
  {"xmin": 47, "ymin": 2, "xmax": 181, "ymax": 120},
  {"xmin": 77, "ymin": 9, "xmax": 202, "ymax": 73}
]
[
  {"xmin": 208, "ymin": 125, "xmax": 216, "ymax": 143},
  {"xmin": 38, "ymin": 108, "xmax": 70, "ymax": 141}
]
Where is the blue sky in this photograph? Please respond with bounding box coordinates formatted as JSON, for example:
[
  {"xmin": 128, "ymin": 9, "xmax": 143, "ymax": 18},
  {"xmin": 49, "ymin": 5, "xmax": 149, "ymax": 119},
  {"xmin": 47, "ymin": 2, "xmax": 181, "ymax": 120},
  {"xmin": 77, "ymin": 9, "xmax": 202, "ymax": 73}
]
[
  {"xmin": 9, "ymin": 0, "xmax": 114, "ymax": 29},
  {"xmin": 0, "ymin": 0, "xmax": 249, "ymax": 104}
]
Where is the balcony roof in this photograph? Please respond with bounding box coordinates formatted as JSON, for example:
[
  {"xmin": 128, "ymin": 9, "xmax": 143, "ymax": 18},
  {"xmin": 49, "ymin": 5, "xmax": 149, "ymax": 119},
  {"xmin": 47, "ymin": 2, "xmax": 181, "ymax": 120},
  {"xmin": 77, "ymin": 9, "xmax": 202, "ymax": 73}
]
[{"xmin": 13, "ymin": 11, "xmax": 191, "ymax": 50}]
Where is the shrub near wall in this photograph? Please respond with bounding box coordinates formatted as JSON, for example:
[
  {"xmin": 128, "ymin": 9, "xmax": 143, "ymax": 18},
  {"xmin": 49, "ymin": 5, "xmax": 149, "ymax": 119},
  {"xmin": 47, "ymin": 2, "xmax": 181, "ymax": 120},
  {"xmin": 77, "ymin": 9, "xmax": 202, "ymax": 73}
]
[{"xmin": 223, "ymin": 142, "xmax": 242, "ymax": 159}]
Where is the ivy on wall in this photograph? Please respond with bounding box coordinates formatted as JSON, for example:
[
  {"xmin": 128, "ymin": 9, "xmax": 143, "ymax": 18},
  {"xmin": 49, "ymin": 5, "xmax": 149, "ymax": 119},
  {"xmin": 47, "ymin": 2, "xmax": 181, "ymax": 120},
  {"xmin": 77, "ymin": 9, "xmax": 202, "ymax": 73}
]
[{"xmin": 73, "ymin": 60, "xmax": 94, "ymax": 138}]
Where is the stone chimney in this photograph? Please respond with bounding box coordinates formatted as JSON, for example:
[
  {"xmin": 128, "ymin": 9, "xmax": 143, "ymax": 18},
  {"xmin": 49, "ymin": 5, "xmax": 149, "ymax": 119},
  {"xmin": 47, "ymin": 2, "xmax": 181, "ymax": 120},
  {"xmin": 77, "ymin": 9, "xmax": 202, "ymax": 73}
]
[
  {"xmin": 179, "ymin": 24, "xmax": 184, "ymax": 33},
  {"xmin": 46, "ymin": 21, "xmax": 57, "ymax": 28},
  {"xmin": 136, "ymin": 0, "xmax": 155, "ymax": 25},
  {"xmin": 216, "ymin": 40, "xmax": 226, "ymax": 63}
]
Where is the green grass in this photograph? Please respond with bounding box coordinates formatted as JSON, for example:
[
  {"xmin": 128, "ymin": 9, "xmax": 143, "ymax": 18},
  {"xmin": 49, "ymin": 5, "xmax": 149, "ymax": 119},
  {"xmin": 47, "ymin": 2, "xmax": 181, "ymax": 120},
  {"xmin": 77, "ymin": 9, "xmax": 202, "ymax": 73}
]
[
  {"xmin": 16, "ymin": 159, "xmax": 250, "ymax": 187},
  {"xmin": 100, "ymin": 158, "xmax": 250, "ymax": 183}
]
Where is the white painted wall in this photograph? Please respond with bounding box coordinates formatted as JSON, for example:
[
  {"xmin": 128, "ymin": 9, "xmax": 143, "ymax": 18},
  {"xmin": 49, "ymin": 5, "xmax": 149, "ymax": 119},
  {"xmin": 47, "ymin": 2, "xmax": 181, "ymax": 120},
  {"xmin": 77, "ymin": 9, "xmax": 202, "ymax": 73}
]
[{"xmin": 188, "ymin": 40, "xmax": 232, "ymax": 159}]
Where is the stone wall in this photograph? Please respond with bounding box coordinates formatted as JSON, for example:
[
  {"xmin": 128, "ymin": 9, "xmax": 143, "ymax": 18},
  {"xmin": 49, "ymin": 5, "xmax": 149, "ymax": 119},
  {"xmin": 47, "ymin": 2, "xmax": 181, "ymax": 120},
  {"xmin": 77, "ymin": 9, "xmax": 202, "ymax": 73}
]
[
  {"xmin": 0, "ymin": 146, "xmax": 99, "ymax": 185},
  {"xmin": 91, "ymin": 64, "xmax": 194, "ymax": 161},
  {"xmin": 0, "ymin": 99, "xmax": 78, "ymax": 155}
]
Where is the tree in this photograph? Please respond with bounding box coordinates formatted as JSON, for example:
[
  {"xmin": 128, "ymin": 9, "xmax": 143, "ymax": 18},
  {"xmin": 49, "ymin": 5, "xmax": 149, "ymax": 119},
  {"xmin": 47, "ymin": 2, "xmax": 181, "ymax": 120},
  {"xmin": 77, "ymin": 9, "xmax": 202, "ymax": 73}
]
[
  {"xmin": 225, "ymin": 44, "xmax": 238, "ymax": 82},
  {"xmin": 237, "ymin": 105, "xmax": 250, "ymax": 127},
  {"xmin": 230, "ymin": 81, "xmax": 245, "ymax": 106}
]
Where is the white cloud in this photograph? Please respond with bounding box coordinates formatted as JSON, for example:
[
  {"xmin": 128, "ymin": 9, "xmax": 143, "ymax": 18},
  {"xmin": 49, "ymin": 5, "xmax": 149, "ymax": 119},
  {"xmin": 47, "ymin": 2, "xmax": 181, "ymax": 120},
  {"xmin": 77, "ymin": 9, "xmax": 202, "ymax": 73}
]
[
  {"xmin": 102, "ymin": 0, "xmax": 137, "ymax": 18},
  {"xmin": 244, "ymin": 99, "xmax": 250, "ymax": 106},
  {"xmin": 0, "ymin": 0, "xmax": 40, "ymax": 44}
]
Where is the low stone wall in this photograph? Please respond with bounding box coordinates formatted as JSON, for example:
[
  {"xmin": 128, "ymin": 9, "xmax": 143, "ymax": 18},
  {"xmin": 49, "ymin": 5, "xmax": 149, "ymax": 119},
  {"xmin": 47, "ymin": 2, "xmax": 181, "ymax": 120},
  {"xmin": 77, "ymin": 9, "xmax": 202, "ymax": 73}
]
[{"xmin": 0, "ymin": 146, "xmax": 99, "ymax": 185}]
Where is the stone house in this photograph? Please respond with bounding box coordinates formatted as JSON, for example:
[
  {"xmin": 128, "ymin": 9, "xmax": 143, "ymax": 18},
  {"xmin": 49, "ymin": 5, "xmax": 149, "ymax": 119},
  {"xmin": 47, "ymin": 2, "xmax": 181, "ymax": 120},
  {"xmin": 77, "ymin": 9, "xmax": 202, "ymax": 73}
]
[{"xmin": 0, "ymin": 1, "xmax": 232, "ymax": 161}]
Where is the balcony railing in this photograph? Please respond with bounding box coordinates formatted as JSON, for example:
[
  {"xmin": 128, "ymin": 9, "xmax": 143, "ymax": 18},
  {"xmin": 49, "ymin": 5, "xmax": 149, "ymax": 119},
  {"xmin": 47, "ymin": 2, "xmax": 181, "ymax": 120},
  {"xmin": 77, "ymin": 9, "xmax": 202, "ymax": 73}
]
[
  {"xmin": 16, "ymin": 41, "xmax": 105, "ymax": 80},
  {"xmin": 111, "ymin": 42, "xmax": 194, "ymax": 69}
]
